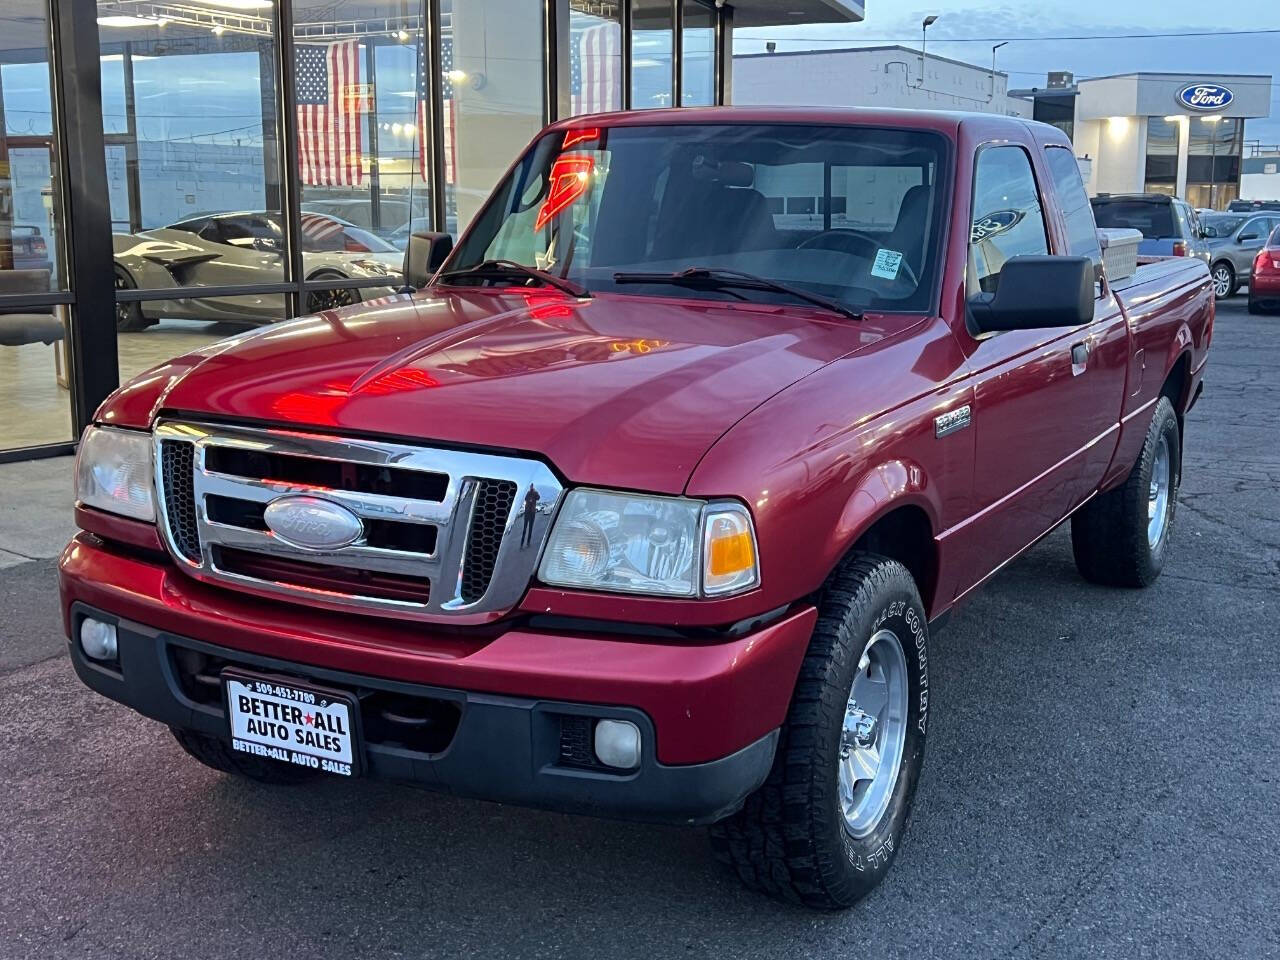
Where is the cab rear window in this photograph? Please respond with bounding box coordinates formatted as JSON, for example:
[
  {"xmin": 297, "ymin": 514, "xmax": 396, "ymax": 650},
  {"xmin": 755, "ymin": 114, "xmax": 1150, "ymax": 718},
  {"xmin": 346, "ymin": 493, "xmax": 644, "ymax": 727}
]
[{"xmin": 1090, "ymin": 199, "xmax": 1176, "ymax": 239}]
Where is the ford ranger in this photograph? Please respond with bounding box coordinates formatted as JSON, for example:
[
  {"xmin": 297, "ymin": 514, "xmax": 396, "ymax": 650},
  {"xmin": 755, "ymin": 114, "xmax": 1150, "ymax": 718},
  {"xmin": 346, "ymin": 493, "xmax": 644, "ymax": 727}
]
[{"xmin": 61, "ymin": 108, "xmax": 1212, "ymax": 909}]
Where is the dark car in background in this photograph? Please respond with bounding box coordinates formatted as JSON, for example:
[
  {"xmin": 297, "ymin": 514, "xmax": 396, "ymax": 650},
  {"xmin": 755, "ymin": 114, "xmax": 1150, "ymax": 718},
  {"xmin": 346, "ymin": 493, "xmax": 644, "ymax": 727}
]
[
  {"xmin": 1227, "ymin": 199, "xmax": 1280, "ymax": 213},
  {"xmin": 1091, "ymin": 193, "xmax": 1210, "ymax": 268},
  {"xmin": 1201, "ymin": 211, "xmax": 1280, "ymax": 299}
]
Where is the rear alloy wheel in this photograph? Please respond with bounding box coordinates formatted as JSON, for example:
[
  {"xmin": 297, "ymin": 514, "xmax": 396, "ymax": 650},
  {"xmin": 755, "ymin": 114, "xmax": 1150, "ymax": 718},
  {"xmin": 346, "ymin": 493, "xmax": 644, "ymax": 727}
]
[
  {"xmin": 1210, "ymin": 262, "xmax": 1235, "ymax": 300},
  {"xmin": 114, "ymin": 269, "xmax": 151, "ymax": 332},
  {"xmin": 305, "ymin": 273, "xmax": 361, "ymax": 314},
  {"xmin": 1071, "ymin": 396, "xmax": 1180, "ymax": 587}
]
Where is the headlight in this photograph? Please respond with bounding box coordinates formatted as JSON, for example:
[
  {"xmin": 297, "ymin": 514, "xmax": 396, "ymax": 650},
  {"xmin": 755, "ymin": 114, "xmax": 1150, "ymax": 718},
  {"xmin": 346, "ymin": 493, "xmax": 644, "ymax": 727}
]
[
  {"xmin": 76, "ymin": 426, "xmax": 155, "ymax": 522},
  {"xmin": 538, "ymin": 489, "xmax": 759, "ymax": 598},
  {"xmin": 352, "ymin": 259, "xmax": 389, "ymax": 276}
]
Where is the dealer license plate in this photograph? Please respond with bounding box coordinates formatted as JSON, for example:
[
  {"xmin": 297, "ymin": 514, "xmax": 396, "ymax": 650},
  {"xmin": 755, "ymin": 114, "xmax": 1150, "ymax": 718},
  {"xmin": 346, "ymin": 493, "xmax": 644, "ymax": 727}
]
[{"xmin": 224, "ymin": 671, "xmax": 359, "ymax": 777}]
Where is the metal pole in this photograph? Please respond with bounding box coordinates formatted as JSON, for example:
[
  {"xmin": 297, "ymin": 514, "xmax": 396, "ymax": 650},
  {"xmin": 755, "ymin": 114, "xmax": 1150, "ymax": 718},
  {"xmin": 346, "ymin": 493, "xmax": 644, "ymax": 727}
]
[
  {"xmin": 425, "ymin": 0, "xmax": 447, "ymax": 232},
  {"xmin": 275, "ymin": 0, "xmax": 305, "ymax": 316},
  {"xmin": 52, "ymin": 0, "xmax": 119, "ymax": 433},
  {"xmin": 366, "ymin": 39, "xmax": 382, "ymax": 232},
  {"xmin": 671, "ymin": 0, "xmax": 682, "ymax": 108}
]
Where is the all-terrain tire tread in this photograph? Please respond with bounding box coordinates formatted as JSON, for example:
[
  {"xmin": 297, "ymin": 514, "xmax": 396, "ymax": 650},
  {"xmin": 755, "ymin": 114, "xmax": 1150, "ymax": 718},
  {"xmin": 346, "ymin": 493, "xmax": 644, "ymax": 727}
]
[{"xmin": 710, "ymin": 554, "xmax": 915, "ymax": 910}]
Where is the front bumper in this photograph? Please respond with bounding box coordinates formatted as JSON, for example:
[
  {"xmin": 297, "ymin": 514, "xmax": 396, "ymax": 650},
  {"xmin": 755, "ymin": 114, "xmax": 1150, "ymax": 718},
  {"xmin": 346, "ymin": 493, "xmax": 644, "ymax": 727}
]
[{"xmin": 60, "ymin": 534, "xmax": 816, "ymax": 824}]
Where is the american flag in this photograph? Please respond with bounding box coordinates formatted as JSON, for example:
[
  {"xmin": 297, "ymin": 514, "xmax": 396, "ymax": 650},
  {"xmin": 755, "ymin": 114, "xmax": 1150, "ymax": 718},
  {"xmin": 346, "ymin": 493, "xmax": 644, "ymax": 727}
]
[
  {"xmin": 418, "ymin": 34, "xmax": 457, "ymax": 183},
  {"xmin": 570, "ymin": 20, "xmax": 622, "ymax": 116},
  {"xmin": 295, "ymin": 41, "xmax": 365, "ymax": 186},
  {"xmin": 300, "ymin": 212, "xmax": 345, "ymax": 247}
]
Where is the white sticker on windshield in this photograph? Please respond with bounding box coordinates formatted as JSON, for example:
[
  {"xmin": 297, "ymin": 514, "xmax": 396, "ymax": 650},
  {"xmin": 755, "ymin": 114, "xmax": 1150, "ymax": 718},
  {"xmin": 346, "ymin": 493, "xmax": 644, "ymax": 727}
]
[{"xmin": 871, "ymin": 248, "xmax": 904, "ymax": 280}]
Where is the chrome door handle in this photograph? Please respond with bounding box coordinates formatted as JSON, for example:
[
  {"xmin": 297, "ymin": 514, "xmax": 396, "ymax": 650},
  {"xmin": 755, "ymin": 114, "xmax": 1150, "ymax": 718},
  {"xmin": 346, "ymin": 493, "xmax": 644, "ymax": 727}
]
[{"xmin": 1071, "ymin": 340, "xmax": 1091, "ymax": 375}]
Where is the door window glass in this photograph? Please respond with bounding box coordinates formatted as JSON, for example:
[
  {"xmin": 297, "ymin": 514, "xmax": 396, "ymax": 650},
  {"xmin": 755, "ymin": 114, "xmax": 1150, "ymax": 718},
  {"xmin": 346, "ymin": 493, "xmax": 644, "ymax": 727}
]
[
  {"xmin": 1044, "ymin": 146, "xmax": 1102, "ymax": 276},
  {"xmin": 970, "ymin": 146, "xmax": 1049, "ymax": 294}
]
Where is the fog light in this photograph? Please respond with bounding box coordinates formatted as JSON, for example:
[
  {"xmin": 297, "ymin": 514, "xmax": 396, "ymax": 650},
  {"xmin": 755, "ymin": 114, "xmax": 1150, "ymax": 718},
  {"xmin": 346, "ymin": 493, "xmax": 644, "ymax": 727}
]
[
  {"xmin": 594, "ymin": 719, "xmax": 641, "ymax": 769},
  {"xmin": 79, "ymin": 618, "xmax": 118, "ymax": 662}
]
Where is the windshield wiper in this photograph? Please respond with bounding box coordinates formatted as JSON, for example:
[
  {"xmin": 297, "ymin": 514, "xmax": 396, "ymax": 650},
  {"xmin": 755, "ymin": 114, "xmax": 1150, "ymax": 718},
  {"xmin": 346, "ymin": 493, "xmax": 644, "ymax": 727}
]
[
  {"xmin": 438, "ymin": 259, "xmax": 590, "ymax": 299},
  {"xmin": 612, "ymin": 267, "xmax": 862, "ymax": 321}
]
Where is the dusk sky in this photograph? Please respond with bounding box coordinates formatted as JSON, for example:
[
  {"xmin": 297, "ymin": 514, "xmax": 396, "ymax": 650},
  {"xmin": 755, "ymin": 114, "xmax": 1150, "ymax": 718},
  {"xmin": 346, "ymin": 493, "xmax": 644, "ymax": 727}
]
[{"xmin": 736, "ymin": 2, "xmax": 1280, "ymax": 145}]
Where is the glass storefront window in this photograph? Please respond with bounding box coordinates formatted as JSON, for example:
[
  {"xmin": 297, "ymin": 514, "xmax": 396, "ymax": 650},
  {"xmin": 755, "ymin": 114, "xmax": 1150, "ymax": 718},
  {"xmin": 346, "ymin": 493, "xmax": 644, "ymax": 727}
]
[
  {"xmin": 96, "ymin": 0, "xmax": 284, "ymax": 305},
  {"xmin": 0, "ymin": 0, "xmax": 71, "ymax": 451},
  {"xmin": 293, "ymin": 0, "xmax": 431, "ymax": 247},
  {"xmin": 442, "ymin": 0, "xmax": 546, "ymax": 235},
  {"xmin": 681, "ymin": 1, "xmax": 715, "ymax": 107},
  {"xmin": 632, "ymin": 0, "xmax": 673, "ymax": 110},
  {"xmin": 1143, "ymin": 116, "xmax": 1179, "ymax": 193},
  {"xmin": 1188, "ymin": 116, "xmax": 1243, "ymax": 211},
  {"xmin": 568, "ymin": 0, "xmax": 623, "ymax": 117}
]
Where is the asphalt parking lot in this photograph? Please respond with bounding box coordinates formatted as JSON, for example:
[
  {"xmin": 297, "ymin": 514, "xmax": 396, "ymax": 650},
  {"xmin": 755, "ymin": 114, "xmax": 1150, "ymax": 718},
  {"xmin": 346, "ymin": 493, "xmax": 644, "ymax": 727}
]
[{"xmin": 1, "ymin": 298, "xmax": 1276, "ymax": 960}]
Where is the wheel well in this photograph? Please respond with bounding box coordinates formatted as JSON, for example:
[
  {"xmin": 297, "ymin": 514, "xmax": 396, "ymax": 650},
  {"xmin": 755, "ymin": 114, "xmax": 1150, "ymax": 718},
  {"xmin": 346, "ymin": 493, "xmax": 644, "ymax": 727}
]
[
  {"xmin": 1211, "ymin": 259, "xmax": 1234, "ymax": 275},
  {"xmin": 843, "ymin": 505, "xmax": 937, "ymax": 611},
  {"xmin": 1160, "ymin": 352, "xmax": 1191, "ymax": 415}
]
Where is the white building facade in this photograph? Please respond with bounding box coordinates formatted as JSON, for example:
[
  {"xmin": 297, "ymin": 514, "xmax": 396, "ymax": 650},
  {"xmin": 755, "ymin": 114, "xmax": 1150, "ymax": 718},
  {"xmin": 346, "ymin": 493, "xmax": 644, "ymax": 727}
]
[{"xmin": 732, "ymin": 45, "xmax": 1031, "ymax": 118}]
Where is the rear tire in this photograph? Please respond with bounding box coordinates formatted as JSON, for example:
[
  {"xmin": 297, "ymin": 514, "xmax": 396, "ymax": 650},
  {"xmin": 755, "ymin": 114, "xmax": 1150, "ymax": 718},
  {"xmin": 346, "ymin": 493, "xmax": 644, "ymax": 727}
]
[
  {"xmin": 1248, "ymin": 297, "xmax": 1263, "ymax": 315},
  {"xmin": 1210, "ymin": 261, "xmax": 1235, "ymax": 300},
  {"xmin": 710, "ymin": 554, "xmax": 929, "ymax": 910},
  {"xmin": 1071, "ymin": 396, "xmax": 1180, "ymax": 587},
  {"xmin": 171, "ymin": 727, "xmax": 316, "ymax": 785}
]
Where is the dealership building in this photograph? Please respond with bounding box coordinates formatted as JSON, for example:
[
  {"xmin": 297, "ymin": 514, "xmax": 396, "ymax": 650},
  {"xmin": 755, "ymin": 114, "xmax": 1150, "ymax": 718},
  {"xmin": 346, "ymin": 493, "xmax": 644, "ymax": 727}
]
[
  {"xmin": 0, "ymin": 0, "xmax": 866, "ymax": 461},
  {"xmin": 1015, "ymin": 72, "xmax": 1275, "ymax": 207}
]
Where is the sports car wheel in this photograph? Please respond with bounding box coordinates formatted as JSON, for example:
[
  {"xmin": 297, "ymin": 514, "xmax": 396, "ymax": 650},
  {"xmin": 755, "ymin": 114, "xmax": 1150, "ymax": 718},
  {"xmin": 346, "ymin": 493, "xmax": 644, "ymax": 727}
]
[
  {"xmin": 114, "ymin": 270, "xmax": 151, "ymax": 332},
  {"xmin": 305, "ymin": 274, "xmax": 361, "ymax": 314}
]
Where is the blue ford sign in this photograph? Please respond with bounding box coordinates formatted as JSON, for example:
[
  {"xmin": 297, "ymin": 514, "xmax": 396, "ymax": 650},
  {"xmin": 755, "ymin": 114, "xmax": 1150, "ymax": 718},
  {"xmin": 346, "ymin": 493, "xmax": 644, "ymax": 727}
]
[{"xmin": 1177, "ymin": 83, "xmax": 1234, "ymax": 111}]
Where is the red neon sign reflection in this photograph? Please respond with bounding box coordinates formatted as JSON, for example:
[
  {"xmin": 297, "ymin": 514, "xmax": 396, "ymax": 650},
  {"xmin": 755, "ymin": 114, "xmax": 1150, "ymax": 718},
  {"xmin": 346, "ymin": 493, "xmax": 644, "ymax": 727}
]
[{"xmin": 534, "ymin": 154, "xmax": 595, "ymax": 232}]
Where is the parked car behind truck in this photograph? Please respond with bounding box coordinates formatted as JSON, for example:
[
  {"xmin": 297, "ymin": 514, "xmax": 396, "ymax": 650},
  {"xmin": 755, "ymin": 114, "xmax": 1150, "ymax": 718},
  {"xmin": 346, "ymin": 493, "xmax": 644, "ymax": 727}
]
[
  {"xmin": 62, "ymin": 108, "xmax": 1212, "ymax": 910},
  {"xmin": 1091, "ymin": 193, "xmax": 1210, "ymax": 268},
  {"xmin": 1201, "ymin": 210, "xmax": 1280, "ymax": 299}
]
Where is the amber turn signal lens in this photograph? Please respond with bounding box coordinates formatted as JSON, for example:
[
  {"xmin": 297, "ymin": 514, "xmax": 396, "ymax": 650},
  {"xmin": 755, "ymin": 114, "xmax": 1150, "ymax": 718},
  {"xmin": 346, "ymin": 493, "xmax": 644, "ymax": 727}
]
[
  {"xmin": 702, "ymin": 506, "xmax": 760, "ymax": 596},
  {"xmin": 708, "ymin": 530, "xmax": 754, "ymax": 576}
]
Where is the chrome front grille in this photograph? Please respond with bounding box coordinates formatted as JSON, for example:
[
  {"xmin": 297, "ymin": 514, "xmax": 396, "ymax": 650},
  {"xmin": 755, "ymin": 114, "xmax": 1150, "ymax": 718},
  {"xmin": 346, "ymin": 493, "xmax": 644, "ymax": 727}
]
[{"xmin": 153, "ymin": 421, "xmax": 563, "ymax": 622}]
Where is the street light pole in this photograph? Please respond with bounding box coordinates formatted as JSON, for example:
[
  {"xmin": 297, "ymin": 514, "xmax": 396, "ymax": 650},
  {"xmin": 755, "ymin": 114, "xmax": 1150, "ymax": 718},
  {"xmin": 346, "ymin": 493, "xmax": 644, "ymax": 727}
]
[
  {"xmin": 990, "ymin": 41, "xmax": 1008, "ymax": 104},
  {"xmin": 917, "ymin": 15, "xmax": 938, "ymax": 89}
]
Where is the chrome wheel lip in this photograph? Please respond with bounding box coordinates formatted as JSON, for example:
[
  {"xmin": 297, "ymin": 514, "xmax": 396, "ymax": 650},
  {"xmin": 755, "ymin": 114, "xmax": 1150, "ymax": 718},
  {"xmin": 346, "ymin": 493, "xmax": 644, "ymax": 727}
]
[
  {"xmin": 1148, "ymin": 433, "xmax": 1172, "ymax": 549},
  {"xmin": 1212, "ymin": 265, "xmax": 1232, "ymax": 298},
  {"xmin": 838, "ymin": 628, "xmax": 909, "ymax": 839}
]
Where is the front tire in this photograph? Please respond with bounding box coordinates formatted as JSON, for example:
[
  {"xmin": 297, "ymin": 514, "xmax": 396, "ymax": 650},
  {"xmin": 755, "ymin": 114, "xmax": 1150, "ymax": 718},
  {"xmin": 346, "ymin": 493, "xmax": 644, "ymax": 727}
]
[
  {"xmin": 1071, "ymin": 396, "xmax": 1180, "ymax": 587},
  {"xmin": 710, "ymin": 554, "xmax": 929, "ymax": 909},
  {"xmin": 170, "ymin": 728, "xmax": 316, "ymax": 785},
  {"xmin": 1210, "ymin": 261, "xmax": 1236, "ymax": 300},
  {"xmin": 114, "ymin": 269, "xmax": 152, "ymax": 332},
  {"xmin": 305, "ymin": 271, "xmax": 362, "ymax": 314}
]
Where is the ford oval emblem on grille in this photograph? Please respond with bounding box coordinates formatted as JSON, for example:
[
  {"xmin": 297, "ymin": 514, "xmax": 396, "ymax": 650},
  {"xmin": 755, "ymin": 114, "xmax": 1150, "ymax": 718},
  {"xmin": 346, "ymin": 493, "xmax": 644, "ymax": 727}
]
[{"xmin": 263, "ymin": 496, "xmax": 364, "ymax": 550}]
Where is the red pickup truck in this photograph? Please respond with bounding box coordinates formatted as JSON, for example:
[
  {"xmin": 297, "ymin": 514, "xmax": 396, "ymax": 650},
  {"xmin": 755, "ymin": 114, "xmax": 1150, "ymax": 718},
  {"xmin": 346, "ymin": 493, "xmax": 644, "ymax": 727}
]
[{"xmin": 62, "ymin": 108, "xmax": 1212, "ymax": 909}]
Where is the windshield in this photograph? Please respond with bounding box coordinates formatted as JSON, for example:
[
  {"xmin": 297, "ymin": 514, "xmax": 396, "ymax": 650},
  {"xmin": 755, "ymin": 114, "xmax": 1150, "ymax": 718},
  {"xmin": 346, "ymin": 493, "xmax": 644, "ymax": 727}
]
[
  {"xmin": 1091, "ymin": 199, "xmax": 1177, "ymax": 239},
  {"xmin": 1201, "ymin": 215, "xmax": 1245, "ymax": 238},
  {"xmin": 449, "ymin": 124, "xmax": 949, "ymax": 313}
]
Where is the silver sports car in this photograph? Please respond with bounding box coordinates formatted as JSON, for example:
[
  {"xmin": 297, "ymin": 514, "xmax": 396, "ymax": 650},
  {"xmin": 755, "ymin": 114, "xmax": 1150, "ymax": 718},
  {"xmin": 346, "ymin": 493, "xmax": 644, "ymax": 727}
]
[{"xmin": 113, "ymin": 211, "xmax": 403, "ymax": 330}]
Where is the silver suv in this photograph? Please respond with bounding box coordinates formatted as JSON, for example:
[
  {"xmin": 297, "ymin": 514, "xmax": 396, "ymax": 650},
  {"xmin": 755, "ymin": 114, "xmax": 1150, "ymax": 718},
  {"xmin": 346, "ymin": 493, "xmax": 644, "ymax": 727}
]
[{"xmin": 1202, "ymin": 211, "xmax": 1280, "ymax": 300}]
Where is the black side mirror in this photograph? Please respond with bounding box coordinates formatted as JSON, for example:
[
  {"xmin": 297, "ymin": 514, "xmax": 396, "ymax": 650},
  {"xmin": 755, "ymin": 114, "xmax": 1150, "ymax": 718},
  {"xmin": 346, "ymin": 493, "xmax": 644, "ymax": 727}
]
[
  {"xmin": 403, "ymin": 231, "xmax": 454, "ymax": 290},
  {"xmin": 1237, "ymin": 233, "xmax": 1259, "ymax": 243},
  {"xmin": 968, "ymin": 256, "xmax": 1093, "ymax": 334}
]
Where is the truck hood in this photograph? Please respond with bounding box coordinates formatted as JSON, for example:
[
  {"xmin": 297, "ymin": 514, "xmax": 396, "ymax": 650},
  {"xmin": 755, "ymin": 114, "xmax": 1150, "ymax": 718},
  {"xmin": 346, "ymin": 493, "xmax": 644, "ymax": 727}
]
[{"xmin": 127, "ymin": 289, "xmax": 882, "ymax": 494}]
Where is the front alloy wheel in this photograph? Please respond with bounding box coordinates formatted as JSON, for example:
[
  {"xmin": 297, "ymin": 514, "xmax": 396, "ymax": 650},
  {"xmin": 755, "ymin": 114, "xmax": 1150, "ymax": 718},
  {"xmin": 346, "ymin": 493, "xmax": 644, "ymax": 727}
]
[
  {"xmin": 839, "ymin": 628, "xmax": 909, "ymax": 838},
  {"xmin": 710, "ymin": 554, "xmax": 929, "ymax": 910}
]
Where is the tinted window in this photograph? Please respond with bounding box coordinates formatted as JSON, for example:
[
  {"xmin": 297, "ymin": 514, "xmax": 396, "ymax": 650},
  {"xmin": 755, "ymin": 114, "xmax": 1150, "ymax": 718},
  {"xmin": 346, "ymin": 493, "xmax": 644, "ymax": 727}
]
[
  {"xmin": 1045, "ymin": 147, "xmax": 1102, "ymax": 273},
  {"xmin": 1091, "ymin": 199, "xmax": 1176, "ymax": 239},
  {"xmin": 1201, "ymin": 215, "xmax": 1244, "ymax": 238},
  {"xmin": 1241, "ymin": 217, "xmax": 1271, "ymax": 239},
  {"xmin": 970, "ymin": 146, "xmax": 1049, "ymax": 294}
]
